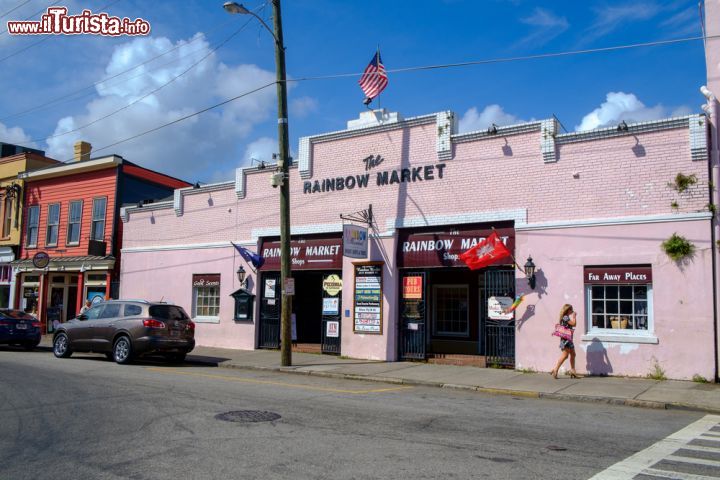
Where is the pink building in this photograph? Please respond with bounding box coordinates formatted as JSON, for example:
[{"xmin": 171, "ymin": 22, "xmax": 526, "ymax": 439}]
[{"xmin": 120, "ymin": 1, "xmax": 720, "ymax": 381}]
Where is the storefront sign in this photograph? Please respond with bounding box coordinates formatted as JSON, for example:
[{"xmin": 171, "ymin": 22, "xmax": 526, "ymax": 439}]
[
  {"xmin": 326, "ymin": 320, "xmax": 339, "ymax": 338},
  {"xmin": 192, "ymin": 274, "xmax": 220, "ymax": 287},
  {"xmin": 323, "ymin": 297, "xmax": 339, "ymax": 315},
  {"xmin": 584, "ymin": 266, "xmax": 652, "ymax": 284},
  {"xmin": 402, "ymin": 276, "xmax": 423, "ymax": 299},
  {"xmin": 488, "ymin": 296, "xmax": 514, "ymax": 320},
  {"xmin": 353, "ymin": 262, "xmax": 383, "ymax": 334},
  {"xmin": 303, "ymin": 159, "xmax": 447, "ymax": 195},
  {"xmin": 264, "ymin": 278, "xmax": 276, "ymax": 298},
  {"xmin": 322, "ymin": 274, "xmax": 343, "ymax": 295},
  {"xmin": 343, "ymin": 224, "xmax": 368, "ymax": 259},
  {"xmin": 32, "ymin": 251, "xmax": 50, "ymax": 269},
  {"xmin": 398, "ymin": 226, "xmax": 515, "ymax": 268},
  {"xmin": 260, "ymin": 237, "xmax": 342, "ymax": 270}
]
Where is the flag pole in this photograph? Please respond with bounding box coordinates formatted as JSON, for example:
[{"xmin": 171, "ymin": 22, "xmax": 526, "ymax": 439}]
[{"xmin": 376, "ymin": 44, "xmax": 381, "ymax": 111}]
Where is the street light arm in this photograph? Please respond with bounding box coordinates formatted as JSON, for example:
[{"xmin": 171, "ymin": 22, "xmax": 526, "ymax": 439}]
[{"xmin": 247, "ymin": 10, "xmax": 280, "ymax": 45}]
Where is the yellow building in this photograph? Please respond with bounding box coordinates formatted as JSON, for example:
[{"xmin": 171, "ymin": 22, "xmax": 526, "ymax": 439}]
[{"xmin": 0, "ymin": 152, "xmax": 58, "ymax": 307}]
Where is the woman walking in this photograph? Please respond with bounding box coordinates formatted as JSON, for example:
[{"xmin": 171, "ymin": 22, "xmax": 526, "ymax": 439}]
[{"xmin": 551, "ymin": 304, "xmax": 579, "ymax": 379}]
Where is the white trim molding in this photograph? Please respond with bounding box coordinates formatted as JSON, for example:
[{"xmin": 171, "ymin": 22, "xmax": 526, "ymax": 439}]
[
  {"xmin": 387, "ymin": 209, "xmax": 527, "ymax": 231},
  {"xmin": 436, "ymin": 111, "xmax": 456, "ymax": 161},
  {"xmin": 516, "ymin": 211, "xmax": 712, "ymax": 231},
  {"xmin": 581, "ymin": 334, "xmax": 658, "ymax": 344},
  {"xmin": 251, "ymin": 222, "xmax": 344, "ymax": 240}
]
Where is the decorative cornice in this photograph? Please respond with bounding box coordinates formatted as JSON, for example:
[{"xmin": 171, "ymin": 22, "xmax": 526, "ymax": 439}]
[
  {"xmin": 689, "ymin": 114, "xmax": 709, "ymax": 162},
  {"xmin": 121, "ymin": 200, "xmax": 174, "ymax": 222},
  {"xmin": 436, "ymin": 111, "xmax": 456, "ymax": 161},
  {"xmin": 452, "ymin": 121, "xmax": 542, "ymax": 144},
  {"xmin": 173, "ymin": 189, "xmax": 185, "ymax": 216},
  {"xmin": 122, "ymin": 240, "xmax": 254, "ymax": 253},
  {"xmin": 556, "ymin": 115, "xmax": 694, "ymax": 145}
]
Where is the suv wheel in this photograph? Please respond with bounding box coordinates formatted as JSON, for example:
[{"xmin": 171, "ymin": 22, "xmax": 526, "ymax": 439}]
[
  {"xmin": 113, "ymin": 336, "xmax": 133, "ymax": 364},
  {"xmin": 53, "ymin": 333, "xmax": 72, "ymax": 358}
]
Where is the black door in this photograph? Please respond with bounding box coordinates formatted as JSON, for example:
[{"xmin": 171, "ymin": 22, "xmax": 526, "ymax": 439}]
[
  {"xmin": 258, "ymin": 272, "xmax": 280, "ymax": 349},
  {"xmin": 320, "ymin": 274, "xmax": 341, "ymax": 355},
  {"xmin": 483, "ymin": 269, "xmax": 516, "ymax": 367},
  {"xmin": 399, "ymin": 272, "xmax": 426, "ymax": 360}
]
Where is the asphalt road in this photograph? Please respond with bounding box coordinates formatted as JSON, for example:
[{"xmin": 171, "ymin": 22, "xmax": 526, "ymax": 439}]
[{"xmin": 0, "ymin": 348, "xmax": 709, "ymax": 480}]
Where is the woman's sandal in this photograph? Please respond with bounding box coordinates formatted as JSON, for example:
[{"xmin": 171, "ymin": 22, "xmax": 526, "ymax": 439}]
[
  {"xmin": 568, "ymin": 370, "xmax": 580, "ymax": 379},
  {"xmin": 550, "ymin": 370, "xmax": 558, "ymax": 379}
]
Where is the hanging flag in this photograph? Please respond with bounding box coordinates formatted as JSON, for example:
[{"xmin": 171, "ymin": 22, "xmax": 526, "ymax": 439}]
[
  {"xmin": 503, "ymin": 295, "xmax": 525, "ymax": 314},
  {"xmin": 231, "ymin": 242, "xmax": 264, "ymax": 269},
  {"xmin": 359, "ymin": 51, "xmax": 388, "ymax": 104},
  {"xmin": 458, "ymin": 231, "xmax": 512, "ymax": 270}
]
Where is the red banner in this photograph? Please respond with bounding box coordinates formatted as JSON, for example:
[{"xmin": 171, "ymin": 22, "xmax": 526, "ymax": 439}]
[{"xmin": 459, "ymin": 231, "xmax": 512, "ymax": 270}]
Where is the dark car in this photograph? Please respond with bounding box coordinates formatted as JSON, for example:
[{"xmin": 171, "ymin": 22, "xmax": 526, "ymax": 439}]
[
  {"xmin": 0, "ymin": 309, "xmax": 41, "ymax": 349},
  {"xmin": 52, "ymin": 300, "xmax": 195, "ymax": 364}
]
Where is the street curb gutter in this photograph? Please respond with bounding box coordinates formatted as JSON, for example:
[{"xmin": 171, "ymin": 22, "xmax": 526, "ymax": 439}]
[{"xmin": 211, "ymin": 361, "xmax": 720, "ymax": 414}]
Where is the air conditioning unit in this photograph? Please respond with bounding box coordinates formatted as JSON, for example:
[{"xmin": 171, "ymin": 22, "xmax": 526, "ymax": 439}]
[{"xmin": 88, "ymin": 240, "xmax": 107, "ymax": 256}]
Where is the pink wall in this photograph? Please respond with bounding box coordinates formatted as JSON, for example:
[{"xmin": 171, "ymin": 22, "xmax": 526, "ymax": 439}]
[
  {"xmin": 120, "ymin": 246, "xmax": 256, "ymax": 350},
  {"xmin": 514, "ymin": 220, "xmax": 714, "ymax": 380}
]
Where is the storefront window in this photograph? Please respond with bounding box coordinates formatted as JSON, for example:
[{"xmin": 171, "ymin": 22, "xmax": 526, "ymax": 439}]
[
  {"xmin": 585, "ymin": 266, "xmax": 653, "ymax": 334},
  {"xmin": 432, "ymin": 284, "xmax": 469, "ymax": 336},
  {"xmin": 192, "ymin": 274, "xmax": 220, "ymax": 321}
]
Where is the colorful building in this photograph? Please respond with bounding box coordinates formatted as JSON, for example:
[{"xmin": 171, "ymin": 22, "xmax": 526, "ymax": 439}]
[
  {"xmin": 119, "ymin": 2, "xmax": 720, "ymax": 381},
  {"xmin": 13, "ymin": 141, "xmax": 190, "ymax": 334},
  {"xmin": 0, "ymin": 150, "xmax": 59, "ymax": 308}
]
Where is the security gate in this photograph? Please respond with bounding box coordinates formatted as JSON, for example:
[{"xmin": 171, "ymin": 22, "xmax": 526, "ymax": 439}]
[
  {"xmin": 320, "ymin": 274, "xmax": 342, "ymax": 355},
  {"xmin": 483, "ymin": 269, "xmax": 515, "ymax": 367},
  {"xmin": 258, "ymin": 272, "xmax": 280, "ymax": 349},
  {"xmin": 399, "ymin": 272, "xmax": 426, "ymax": 360}
]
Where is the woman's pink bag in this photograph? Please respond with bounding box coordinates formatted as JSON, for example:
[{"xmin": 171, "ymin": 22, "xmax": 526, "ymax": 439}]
[{"xmin": 552, "ymin": 323, "xmax": 573, "ymax": 341}]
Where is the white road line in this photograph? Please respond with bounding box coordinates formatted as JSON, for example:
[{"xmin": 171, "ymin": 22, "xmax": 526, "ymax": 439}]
[
  {"xmin": 642, "ymin": 467, "xmax": 720, "ymax": 479},
  {"xmin": 589, "ymin": 415, "xmax": 720, "ymax": 480},
  {"xmin": 702, "ymin": 433, "xmax": 720, "ymax": 439},
  {"xmin": 667, "ymin": 454, "xmax": 720, "ymax": 468},
  {"xmin": 680, "ymin": 445, "xmax": 720, "ymax": 454}
]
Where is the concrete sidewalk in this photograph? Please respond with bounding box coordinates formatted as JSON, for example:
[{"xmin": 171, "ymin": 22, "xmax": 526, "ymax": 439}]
[{"xmin": 38, "ymin": 336, "xmax": 720, "ymax": 413}]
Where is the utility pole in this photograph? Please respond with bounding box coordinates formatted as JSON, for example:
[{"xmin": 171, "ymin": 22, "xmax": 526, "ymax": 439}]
[{"xmin": 272, "ymin": 0, "xmax": 292, "ymax": 367}]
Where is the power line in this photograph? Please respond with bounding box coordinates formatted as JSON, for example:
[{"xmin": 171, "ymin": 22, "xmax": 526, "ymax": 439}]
[
  {"xmin": 0, "ymin": 0, "xmax": 123, "ymax": 63},
  {"xmin": 59, "ymin": 81, "xmax": 277, "ymax": 162},
  {"xmin": 289, "ymin": 34, "xmax": 719, "ymax": 83},
  {"xmin": 0, "ymin": 15, "xmax": 243, "ymax": 122},
  {"xmin": 0, "ymin": 0, "xmax": 57, "ymax": 35},
  {"xmin": 29, "ymin": 15, "xmax": 257, "ymax": 144},
  {"xmin": 0, "ymin": 0, "xmax": 32, "ymax": 19}
]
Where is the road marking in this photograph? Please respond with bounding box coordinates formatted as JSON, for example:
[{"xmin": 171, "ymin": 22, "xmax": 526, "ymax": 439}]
[
  {"xmin": 144, "ymin": 367, "xmax": 414, "ymax": 394},
  {"xmin": 589, "ymin": 415, "xmax": 720, "ymax": 479}
]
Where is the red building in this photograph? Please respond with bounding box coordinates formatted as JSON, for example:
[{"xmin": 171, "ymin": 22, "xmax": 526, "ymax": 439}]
[{"xmin": 13, "ymin": 141, "xmax": 189, "ymax": 334}]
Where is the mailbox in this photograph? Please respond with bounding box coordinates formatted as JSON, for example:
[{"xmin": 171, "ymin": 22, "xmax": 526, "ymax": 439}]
[{"xmin": 230, "ymin": 288, "xmax": 254, "ymax": 322}]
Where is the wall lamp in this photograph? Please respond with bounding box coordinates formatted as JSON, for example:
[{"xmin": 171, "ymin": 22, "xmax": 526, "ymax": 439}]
[
  {"xmin": 236, "ymin": 265, "xmax": 247, "ymax": 288},
  {"xmin": 251, "ymin": 158, "xmax": 266, "ymax": 170},
  {"xmin": 524, "ymin": 256, "xmax": 536, "ymax": 290},
  {"xmin": 487, "ymin": 123, "xmax": 499, "ymax": 135},
  {"xmin": 617, "ymin": 120, "xmax": 629, "ymax": 132}
]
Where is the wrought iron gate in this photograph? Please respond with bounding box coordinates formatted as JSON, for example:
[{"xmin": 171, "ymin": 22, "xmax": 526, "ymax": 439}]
[
  {"xmin": 321, "ymin": 274, "xmax": 341, "ymax": 355},
  {"xmin": 483, "ymin": 269, "xmax": 516, "ymax": 367},
  {"xmin": 399, "ymin": 272, "xmax": 426, "ymax": 360},
  {"xmin": 258, "ymin": 272, "xmax": 280, "ymax": 349}
]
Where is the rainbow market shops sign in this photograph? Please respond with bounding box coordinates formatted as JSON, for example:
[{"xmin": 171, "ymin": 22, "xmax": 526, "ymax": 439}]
[{"xmin": 303, "ymin": 161, "xmax": 447, "ymax": 195}]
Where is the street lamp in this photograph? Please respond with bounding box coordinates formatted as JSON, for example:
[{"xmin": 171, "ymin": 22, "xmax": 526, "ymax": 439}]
[{"xmin": 224, "ymin": 0, "xmax": 293, "ymax": 366}]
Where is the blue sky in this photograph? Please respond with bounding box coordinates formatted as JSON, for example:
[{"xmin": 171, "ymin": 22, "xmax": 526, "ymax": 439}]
[{"xmin": 0, "ymin": 0, "xmax": 708, "ymax": 183}]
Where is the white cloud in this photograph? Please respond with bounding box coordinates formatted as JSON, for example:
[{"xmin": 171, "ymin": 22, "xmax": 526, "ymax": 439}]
[
  {"xmin": 44, "ymin": 33, "xmax": 280, "ymax": 183},
  {"xmin": 575, "ymin": 92, "xmax": 691, "ymax": 131},
  {"xmin": 243, "ymin": 136, "xmax": 276, "ymax": 164},
  {"xmin": 517, "ymin": 8, "xmax": 569, "ymax": 47},
  {"xmin": 290, "ymin": 96, "xmax": 318, "ymax": 118},
  {"xmin": 0, "ymin": 121, "xmax": 35, "ymax": 147},
  {"xmin": 458, "ymin": 105, "xmax": 524, "ymax": 133},
  {"xmin": 584, "ymin": 3, "xmax": 659, "ymax": 43}
]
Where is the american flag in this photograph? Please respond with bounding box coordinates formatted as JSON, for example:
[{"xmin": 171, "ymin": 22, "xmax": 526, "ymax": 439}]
[{"xmin": 358, "ymin": 51, "xmax": 388, "ymax": 103}]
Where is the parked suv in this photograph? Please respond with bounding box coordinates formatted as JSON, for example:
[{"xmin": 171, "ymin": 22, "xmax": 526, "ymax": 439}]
[{"xmin": 53, "ymin": 300, "xmax": 195, "ymax": 364}]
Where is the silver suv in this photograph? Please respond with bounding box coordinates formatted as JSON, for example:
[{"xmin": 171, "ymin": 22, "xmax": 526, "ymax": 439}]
[{"xmin": 53, "ymin": 300, "xmax": 195, "ymax": 364}]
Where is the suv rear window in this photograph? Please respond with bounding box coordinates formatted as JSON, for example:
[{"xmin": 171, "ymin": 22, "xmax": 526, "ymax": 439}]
[
  {"xmin": 149, "ymin": 305, "xmax": 189, "ymax": 320},
  {"xmin": 124, "ymin": 304, "xmax": 142, "ymax": 316}
]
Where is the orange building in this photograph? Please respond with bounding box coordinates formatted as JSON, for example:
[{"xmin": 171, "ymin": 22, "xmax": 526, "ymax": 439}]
[{"xmin": 13, "ymin": 141, "xmax": 189, "ymax": 334}]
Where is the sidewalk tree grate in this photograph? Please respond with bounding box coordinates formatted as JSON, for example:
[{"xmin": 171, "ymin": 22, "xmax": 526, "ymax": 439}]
[{"xmin": 215, "ymin": 410, "xmax": 281, "ymax": 423}]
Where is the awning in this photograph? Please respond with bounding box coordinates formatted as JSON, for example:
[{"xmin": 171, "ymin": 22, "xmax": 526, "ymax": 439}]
[{"xmin": 11, "ymin": 255, "xmax": 115, "ymax": 272}]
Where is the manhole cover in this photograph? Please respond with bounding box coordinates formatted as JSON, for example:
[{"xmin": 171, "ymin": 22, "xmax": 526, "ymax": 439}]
[
  {"xmin": 215, "ymin": 410, "xmax": 281, "ymax": 423},
  {"xmin": 546, "ymin": 445, "xmax": 567, "ymax": 451}
]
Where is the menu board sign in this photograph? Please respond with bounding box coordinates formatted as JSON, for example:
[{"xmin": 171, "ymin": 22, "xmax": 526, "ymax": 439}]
[{"xmin": 353, "ymin": 262, "xmax": 383, "ymax": 334}]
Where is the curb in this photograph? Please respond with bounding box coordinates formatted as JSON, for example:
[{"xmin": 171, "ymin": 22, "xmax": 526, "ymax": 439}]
[{"xmin": 211, "ymin": 361, "xmax": 720, "ymax": 414}]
